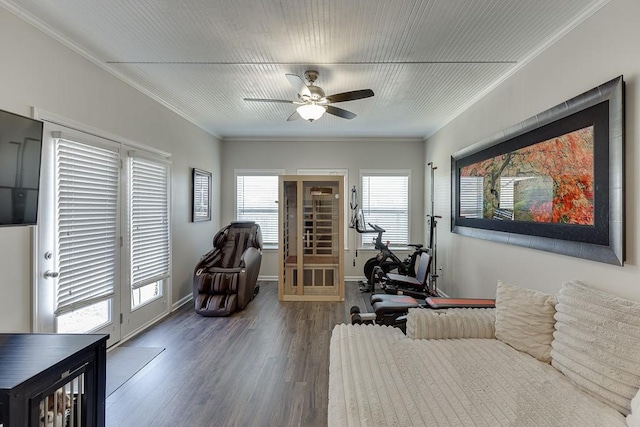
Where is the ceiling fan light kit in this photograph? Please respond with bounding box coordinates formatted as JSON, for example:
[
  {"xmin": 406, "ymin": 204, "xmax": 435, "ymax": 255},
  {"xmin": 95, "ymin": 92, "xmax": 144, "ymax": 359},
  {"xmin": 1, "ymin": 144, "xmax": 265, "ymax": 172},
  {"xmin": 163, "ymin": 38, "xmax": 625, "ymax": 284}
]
[
  {"xmin": 297, "ymin": 103, "xmax": 326, "ymax": 121},
  {"xmin": 244, "ymin": 70, "xmax": 374, "ymax": 123}
]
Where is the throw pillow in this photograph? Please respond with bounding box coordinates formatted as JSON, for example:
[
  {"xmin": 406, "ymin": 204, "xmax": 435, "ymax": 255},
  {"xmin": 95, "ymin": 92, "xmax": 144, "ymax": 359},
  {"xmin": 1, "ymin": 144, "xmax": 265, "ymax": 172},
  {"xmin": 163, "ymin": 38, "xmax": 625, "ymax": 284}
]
[
  {"xmin": 494, "ymin": 280, "xmax": 557, "ymax": 363},
  {"xmin": 552, "ymin": 280, "xmax": 640, "ymax": 415}
]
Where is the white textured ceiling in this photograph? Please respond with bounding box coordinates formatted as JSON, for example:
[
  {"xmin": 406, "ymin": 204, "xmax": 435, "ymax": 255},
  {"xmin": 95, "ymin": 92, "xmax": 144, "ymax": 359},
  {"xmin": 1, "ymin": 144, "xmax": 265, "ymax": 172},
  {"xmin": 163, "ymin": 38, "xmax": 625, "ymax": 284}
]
[{"xmin": 2, "ymin": 0, "xmax": 608, "ymax": 139}]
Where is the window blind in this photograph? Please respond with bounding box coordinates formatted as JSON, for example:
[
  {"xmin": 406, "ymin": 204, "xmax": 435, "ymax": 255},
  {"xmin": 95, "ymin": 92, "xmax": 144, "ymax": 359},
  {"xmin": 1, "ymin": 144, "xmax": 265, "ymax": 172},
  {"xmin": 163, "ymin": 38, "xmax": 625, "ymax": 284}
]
[
  {"xmin": 460, "ymin": 176, "xmax": 484, "ymax": 218},
  {"xmin": 54, "ymin": 137, "xmax": 119, "ymax": 315},
  {"xmin": 129, "ymin": 156, "xmax": 170, "ymax": 290},
  {"xmin": 236, "ymin": 175, "xmax": 279, "ymax": 244},
  {"xmin": 193, "ymin": 171, "xmax": 210, "ymax": 221},
  {"xmin": 361, "ymin": 174, "xmax": 409, "ymax": 247}
]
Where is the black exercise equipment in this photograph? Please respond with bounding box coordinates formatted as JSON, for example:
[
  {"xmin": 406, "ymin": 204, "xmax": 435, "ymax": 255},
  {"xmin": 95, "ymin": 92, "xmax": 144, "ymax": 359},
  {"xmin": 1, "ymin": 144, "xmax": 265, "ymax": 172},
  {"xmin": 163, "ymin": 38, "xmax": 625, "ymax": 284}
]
[{"xmin": 349, "ymin": 294, "xmax": 496, "ymax": 332}]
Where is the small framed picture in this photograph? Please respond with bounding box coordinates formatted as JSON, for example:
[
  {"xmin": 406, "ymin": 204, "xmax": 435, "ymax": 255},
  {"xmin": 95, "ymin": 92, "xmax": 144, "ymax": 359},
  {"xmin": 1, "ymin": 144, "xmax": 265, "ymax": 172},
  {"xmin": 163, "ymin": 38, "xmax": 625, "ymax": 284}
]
[{"xmin": 192, "ymin": 168, "xmax": 211, "ymax": 222}]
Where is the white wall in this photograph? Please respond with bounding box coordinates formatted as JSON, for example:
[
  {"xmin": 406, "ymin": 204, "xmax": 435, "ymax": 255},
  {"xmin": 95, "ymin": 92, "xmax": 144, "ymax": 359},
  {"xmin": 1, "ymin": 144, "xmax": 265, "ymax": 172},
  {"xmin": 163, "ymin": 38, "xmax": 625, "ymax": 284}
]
[
  {"xmin": 222, "ymin": 138, "xmax": 425, "ymax": 278},
  {"xmin": 425, "ymin": 0, "xmax": 640, "ymax": 301},
  {"xmin": 0, "ymin": 7, "xmax": 222, "ymax": 332}
]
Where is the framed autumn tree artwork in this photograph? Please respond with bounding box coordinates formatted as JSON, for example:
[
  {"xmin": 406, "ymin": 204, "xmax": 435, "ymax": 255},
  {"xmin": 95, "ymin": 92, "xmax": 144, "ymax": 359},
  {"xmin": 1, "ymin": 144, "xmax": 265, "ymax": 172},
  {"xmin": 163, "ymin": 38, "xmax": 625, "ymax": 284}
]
[{"xmin": 451, "ymin": 76, "xmax": 624, "ymax": 265}]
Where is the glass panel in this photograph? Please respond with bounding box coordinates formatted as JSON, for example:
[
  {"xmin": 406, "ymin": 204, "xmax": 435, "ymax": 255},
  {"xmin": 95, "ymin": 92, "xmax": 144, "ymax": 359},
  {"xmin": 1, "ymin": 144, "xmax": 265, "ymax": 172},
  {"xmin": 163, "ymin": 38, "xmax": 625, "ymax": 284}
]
[
  {"xmin": 237, "ymin": 175, "xmax": 279, "ymax": 244},
  {"xmin": 302, "ymin": 180, "xmax": 339, "ymax": 288},
  {"xmin": 57, "ymin": 300, "xmax": 110, "ymax": 333},
  {"xmin": 132, "ymin": 281, "xmax": 162, "ymax": 309},
  {"xmin": 282, "ymin": 180, "xmax": 297, "ymax": 295},
  {"xmin": 360, "ymin": 174, "xmax": 409, "ymax": 247}
]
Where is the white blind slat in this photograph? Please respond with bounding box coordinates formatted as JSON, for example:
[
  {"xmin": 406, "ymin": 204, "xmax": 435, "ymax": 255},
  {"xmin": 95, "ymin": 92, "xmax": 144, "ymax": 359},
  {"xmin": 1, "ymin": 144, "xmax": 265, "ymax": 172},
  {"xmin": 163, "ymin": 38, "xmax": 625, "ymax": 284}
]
[
  {"xmin": 460, "ymin": 176, "xmax": 484, "ymax": 218},
  {"xmin": 54, "ymin": 138, "xmax": 119, "ymax": 315},
  {"xmin": 236, "ymin": 175, "xmax": 278, "ymax": 244},
  {"xmin": 130, "ymin": 157, "xmax": 170, "ymax": 290},
  {"xmin": 361, "ymin": 174, "xmax": 409, "ymax": 247}
]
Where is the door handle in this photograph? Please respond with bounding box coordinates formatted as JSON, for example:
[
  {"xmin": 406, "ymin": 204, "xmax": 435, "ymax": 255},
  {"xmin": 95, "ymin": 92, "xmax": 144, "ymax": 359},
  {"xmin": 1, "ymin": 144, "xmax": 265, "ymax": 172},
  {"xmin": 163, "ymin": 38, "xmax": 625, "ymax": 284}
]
[{"xmin": 43, "ymin": 270, "xmax": 60, "ymax": 279}]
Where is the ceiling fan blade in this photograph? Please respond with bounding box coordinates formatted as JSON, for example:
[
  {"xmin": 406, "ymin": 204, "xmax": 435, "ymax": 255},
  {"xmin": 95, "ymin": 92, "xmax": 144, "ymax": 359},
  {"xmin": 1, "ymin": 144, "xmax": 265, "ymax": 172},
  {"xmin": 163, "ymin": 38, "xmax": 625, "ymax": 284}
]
[
  {"xmin": 287, "ymin": 111, "xmax": 300, "ymax": 121},
  {"xmin": 325, "ymin": 89, "xmax": 374, "ymax": 103},
  {"xmin": 285, "ymin": 74, "xmax": 311, "ymax": 97},
  {"xmin": 243, "ymin": 98, "xmax": 294, "ymax": 103},
  {"xmin": 325, "ymin": 105, "xmax": 356, "ymax": 120}
]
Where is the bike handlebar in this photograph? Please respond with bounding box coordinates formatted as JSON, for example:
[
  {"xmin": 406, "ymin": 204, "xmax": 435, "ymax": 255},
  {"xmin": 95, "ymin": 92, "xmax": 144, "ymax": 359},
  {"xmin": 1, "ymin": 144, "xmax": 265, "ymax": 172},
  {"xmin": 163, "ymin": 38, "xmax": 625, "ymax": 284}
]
[{"xmin": 367, "ymin": 222, "xmax": 385, "ymax": 233}]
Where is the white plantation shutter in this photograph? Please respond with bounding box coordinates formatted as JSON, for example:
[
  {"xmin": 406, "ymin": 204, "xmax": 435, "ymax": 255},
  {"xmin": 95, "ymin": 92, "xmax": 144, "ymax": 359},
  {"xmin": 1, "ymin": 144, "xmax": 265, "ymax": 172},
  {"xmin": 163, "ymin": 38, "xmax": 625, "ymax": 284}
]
[
  {"xmin": 129, "ymin": 154, "xmax": 170, "ymax": 290},
  {"xmin": 236, "ymin": 174, "xmax": 279, "ymax": 244},
  {"xmin": 54, "ymin": 136, "xmax": 119, "ymax": 315},
  {"xmin": 361, "ymin": 173, "xmax": 409, "ymax": 247}
]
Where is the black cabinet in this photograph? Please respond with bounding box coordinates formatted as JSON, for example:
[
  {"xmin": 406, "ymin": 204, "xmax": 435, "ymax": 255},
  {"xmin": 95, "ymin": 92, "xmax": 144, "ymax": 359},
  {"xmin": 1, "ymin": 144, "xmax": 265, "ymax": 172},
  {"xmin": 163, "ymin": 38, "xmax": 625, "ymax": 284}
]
[{"xmin": 0, "ymin": 333, "xmax": 108, "ymax": 427}]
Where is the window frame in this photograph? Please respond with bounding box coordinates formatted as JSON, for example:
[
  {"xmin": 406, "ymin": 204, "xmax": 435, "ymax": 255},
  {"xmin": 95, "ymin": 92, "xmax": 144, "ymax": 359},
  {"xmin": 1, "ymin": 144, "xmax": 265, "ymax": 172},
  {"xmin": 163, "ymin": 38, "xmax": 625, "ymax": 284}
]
[
  {"xmin": 359, "ymin": 169, "xmax": 411, "ymax": 250},
  {"xmin": 234, "ymin": 169, "xmax": 284, "ymax": 249}
]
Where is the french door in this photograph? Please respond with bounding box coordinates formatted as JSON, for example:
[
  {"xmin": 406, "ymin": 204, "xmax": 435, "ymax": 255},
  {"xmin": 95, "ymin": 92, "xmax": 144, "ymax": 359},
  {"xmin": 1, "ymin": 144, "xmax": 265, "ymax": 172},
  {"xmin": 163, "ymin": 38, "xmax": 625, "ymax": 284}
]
[{"xmin": 36, "ymin": 121, "xmax": 170, "ymax": 347}]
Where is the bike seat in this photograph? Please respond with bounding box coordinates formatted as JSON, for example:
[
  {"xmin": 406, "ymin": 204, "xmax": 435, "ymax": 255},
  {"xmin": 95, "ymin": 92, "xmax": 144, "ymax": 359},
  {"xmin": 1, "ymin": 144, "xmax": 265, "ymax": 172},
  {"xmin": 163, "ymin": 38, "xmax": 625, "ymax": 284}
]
[{"xmin": 408, "ymin": 243, "xmax": 423, "ymax": 249}]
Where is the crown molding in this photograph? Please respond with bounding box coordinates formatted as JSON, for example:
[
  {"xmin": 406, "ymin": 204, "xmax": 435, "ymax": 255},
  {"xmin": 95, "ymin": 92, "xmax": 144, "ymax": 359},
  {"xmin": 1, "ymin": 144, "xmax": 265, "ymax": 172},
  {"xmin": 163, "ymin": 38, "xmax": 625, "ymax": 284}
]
[
  {"xmin": 222, "ymin": 136, "xmax": 425, "ymax": 144},
  {"xmin": 0, "ymin": 0, "xmax": 221, "ymax": 140}
]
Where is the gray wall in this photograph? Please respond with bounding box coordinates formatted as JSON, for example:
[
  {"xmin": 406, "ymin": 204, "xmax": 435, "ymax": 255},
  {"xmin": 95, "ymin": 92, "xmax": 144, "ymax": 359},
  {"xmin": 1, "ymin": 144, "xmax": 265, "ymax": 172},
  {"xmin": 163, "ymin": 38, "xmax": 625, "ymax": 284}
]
[
  {"xmin": 425, "ymin": 0, "xmax": 640, "ymax": 301},
  {"xmin": 221, "ymin": 138, "xmax": 425, "ymax": 278},
  {"xmin": 0, "ymin": 7, "xmax": 222, "ymax": 332}
]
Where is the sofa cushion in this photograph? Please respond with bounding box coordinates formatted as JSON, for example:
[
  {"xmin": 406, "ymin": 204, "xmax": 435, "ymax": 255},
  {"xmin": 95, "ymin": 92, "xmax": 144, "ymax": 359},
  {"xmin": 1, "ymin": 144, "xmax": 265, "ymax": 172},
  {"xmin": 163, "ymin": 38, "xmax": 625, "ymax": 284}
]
[
  {"xmin": 551, "ymin": 280, "xmax": 640, "ymax": 415},
  {"xmin": 494, "ymin": 280, "xmax": 557, "ymax": 363}
]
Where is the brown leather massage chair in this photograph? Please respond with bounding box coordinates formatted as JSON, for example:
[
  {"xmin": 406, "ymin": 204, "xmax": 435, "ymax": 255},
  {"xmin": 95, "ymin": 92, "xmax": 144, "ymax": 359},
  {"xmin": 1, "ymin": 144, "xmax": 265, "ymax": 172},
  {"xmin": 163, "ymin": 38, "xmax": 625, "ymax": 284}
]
[{"xmin": 193, "ymin": 221, "xmax": 263, "ymax": 316}]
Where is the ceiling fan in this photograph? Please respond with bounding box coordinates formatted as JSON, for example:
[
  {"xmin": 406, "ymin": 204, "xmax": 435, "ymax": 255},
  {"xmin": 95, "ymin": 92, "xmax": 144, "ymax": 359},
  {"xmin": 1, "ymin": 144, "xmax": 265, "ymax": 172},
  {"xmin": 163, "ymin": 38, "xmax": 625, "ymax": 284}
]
[{"xmin": 243, "ymin": 70, "xmax": 374, "ymax": 122}]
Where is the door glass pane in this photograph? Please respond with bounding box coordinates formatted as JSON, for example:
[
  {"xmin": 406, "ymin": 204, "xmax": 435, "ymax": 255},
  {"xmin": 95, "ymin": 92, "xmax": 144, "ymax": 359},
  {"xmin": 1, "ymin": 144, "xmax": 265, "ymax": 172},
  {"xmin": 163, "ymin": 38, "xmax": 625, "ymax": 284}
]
[
  {"xmin": 302, "ymin": 180, "xmax": 339, "ymax": 292},
  {"xmin": 57, "ymin": 300, "xmax": 110, "ymax": 333},
  {"xmin": 132, "ymin": 281, "xmax": 161, "ymax": 309},
  {"xmin": 54, "ymin": 136, "xmax": 119, "ymax": 334},
  {"xmin": 282, "ymin": 180, "xmax": 297, "ymax": 294}
]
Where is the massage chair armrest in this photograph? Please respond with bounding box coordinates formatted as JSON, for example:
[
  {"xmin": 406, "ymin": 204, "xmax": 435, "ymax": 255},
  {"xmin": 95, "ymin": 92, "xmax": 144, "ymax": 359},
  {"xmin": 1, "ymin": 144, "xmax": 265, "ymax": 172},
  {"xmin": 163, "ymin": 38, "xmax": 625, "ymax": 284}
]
[
  {"xmin": 240, "ymin": 246, "xmax": 262, "ymax": 270},
  {"xmin": 236, "ymin": 247, "xmax": 262, "ymax": 310},
  {"xmin": 406, "ymin": 307, "xmax": 496, "ymax": 340}
]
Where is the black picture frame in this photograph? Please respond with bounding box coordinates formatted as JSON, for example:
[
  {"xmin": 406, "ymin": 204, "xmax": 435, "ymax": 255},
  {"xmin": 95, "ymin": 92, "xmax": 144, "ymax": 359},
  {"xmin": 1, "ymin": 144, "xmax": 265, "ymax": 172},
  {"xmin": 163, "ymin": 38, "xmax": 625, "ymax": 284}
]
[
  {"xmin": 451, "ymin": 76, "xmax": 624, "ymax": 265},
  {"xmin": 192, "ymin": 168, "xmax": 211, "ymax": 222}
]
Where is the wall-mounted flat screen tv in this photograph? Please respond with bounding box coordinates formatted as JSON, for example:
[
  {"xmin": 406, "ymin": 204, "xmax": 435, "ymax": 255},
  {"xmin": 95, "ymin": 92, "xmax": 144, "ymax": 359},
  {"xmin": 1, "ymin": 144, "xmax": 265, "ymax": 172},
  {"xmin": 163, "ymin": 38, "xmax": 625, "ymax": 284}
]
[{"xmin": 0, "ymin": 109, "xmax": 43, "ymax": 226}]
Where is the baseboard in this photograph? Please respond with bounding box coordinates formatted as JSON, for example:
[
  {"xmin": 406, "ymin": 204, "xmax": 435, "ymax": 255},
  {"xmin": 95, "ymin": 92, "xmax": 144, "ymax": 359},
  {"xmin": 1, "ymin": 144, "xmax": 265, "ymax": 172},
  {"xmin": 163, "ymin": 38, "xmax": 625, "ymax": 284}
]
[
  {"xmin": 345, "ymin": 276, "xmax": 366, "ymax": 282},
  {"xmin": 258, "ymin": 275, "xmax": 278, "ymax": 281},
  {"xmin": 172, "ymin": 293, "xmax": 193, "ymax": 311},
  {"xmin": 117, "ymin": 310, "xmax": 171, "ymax": 347}
]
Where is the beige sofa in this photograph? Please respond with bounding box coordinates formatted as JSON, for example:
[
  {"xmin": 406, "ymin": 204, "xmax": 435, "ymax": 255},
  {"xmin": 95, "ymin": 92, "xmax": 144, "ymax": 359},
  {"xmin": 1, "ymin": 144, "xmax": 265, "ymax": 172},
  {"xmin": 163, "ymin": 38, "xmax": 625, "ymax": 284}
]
[{"xmin": 329, "ymin": 280, "xmax": 640, "ymax": 426}]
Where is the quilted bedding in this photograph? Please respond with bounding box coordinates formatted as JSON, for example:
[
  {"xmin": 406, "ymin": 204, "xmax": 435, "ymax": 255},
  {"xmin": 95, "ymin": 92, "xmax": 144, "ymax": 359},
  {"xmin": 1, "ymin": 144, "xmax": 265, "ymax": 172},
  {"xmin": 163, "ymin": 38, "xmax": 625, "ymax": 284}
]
[{"xmin": 328, "ymin": 324, "xmax": 626, "ymax": 427}]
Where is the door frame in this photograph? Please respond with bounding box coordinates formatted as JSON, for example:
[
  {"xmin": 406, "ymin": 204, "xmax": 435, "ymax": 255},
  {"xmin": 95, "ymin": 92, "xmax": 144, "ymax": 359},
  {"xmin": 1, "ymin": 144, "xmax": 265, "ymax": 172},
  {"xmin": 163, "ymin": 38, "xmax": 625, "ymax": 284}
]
[{"xmin": 32, "ymin": 108, "xmax": 172, "ymax": 346}]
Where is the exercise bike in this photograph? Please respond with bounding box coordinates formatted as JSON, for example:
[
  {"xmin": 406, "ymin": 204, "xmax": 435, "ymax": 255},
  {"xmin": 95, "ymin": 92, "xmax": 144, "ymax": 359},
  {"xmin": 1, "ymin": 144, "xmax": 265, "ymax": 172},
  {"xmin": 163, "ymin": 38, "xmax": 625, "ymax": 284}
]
[
  {"xmin": 349, "ymin": 186, "xmax": 427, "ymax": 292},
  {"xmin": 371, "ymin": 162, "xmax": 441, "ymax": 299},
  {"xmin": 360, "ymin": 223, "xmax": 428, "ymax": 292}
]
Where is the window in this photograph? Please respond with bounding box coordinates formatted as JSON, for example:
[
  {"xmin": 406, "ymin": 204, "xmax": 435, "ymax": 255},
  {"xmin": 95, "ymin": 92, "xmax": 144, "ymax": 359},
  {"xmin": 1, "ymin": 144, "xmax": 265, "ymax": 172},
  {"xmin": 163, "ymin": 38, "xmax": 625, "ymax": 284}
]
[
  {"xmin": 53, "ymin": 134, "xmax": 120, "ymax": 332},
  {"xmin": 236, "ymin": 170, "xmax": 283, "ymax": 246},
  {"xmin": 360, "ymin": 171, "xmax": 410, "ymax": 248},
  {"xmin": 128, "ymin": 153, "xmax": 170, "ymax": 308},
  {"xmin": 459, "ymin": 176, "xmax": 483, "ymax": 219}
]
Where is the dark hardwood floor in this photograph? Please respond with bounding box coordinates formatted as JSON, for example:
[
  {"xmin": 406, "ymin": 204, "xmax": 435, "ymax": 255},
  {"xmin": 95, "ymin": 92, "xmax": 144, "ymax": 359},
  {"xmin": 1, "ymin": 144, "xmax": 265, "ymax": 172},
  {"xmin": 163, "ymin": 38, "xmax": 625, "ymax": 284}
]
[{"xmin": 105, "ymin": 281, "xmax": 371, "ymax": 427}]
